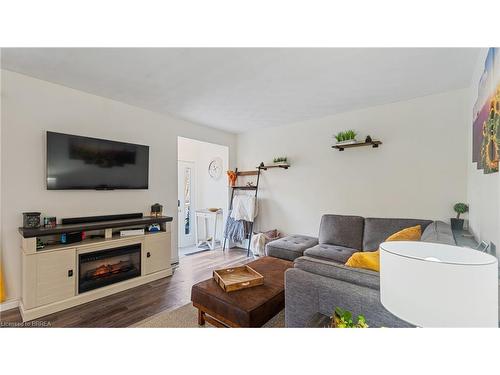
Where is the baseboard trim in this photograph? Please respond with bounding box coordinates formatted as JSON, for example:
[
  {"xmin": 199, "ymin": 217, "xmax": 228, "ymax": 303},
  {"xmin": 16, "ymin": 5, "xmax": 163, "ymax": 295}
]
[{"xmin": 0, "ymin": 299, "xmax": 20, "ymax": 312}]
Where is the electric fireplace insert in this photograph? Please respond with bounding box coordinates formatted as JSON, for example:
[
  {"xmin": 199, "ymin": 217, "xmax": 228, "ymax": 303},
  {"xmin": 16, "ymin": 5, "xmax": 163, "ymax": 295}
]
[{"xmin": 78, "ymin": 244, "xmax": 141, "ymax": 293}]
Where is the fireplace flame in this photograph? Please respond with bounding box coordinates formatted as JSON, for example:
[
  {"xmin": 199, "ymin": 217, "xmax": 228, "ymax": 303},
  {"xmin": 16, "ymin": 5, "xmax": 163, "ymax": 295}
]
[{"xmin": 86, "ymin": 260, "xmax": 133, "ymax": 280}]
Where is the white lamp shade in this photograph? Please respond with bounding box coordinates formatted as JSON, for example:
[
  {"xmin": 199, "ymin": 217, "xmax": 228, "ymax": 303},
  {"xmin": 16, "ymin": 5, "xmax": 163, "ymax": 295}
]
[{"xmin": 380, "ymin": 241, "xmax": 498, "ymax": 327}]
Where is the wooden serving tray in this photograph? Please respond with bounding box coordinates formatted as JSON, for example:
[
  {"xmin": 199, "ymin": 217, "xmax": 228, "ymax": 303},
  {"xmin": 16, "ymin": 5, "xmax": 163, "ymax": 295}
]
[{"xmin": 213, "ymin": 265, "xmax": 264, "ymax": 292}]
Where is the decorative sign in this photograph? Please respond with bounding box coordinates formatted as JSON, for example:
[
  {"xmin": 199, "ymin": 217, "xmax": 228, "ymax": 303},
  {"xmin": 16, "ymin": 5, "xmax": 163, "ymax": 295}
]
[{"xmin": 472, "ymin": 48, "xmax": 500, "ymax": 174}]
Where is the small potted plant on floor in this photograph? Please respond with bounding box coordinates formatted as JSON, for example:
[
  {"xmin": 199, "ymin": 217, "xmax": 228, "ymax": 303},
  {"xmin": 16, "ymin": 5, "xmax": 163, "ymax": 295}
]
[
  {"xmin": 334, "ymin": 130, "xmax": 357, "ymax": 145},
  {"xmin": 451, "ymin": 202, "xmax": 469, "ymax": 230}
]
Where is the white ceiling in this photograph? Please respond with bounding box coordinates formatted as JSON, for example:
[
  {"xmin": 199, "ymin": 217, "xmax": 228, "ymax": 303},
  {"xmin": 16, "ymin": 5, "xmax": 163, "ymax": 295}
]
[{"xmin": 1, "ymin": 48, "xmax": 480, "ymax": 134}]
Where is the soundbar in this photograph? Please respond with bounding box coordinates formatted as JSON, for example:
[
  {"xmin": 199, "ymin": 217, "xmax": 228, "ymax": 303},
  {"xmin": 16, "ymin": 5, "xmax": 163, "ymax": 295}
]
[{"xmin": 61, "ymin": 213, "xmax": 144, "ymax": 225}]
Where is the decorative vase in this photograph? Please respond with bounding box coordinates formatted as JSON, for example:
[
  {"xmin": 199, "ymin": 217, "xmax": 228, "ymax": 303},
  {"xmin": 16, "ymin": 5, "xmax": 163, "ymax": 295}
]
[
  {"xmin": 450, "ymin": 218, "xmax": 464, "ymax": 230},
  {"xmin": 227, "ymin": 170, "xmax": 237, "ymax": 187}
]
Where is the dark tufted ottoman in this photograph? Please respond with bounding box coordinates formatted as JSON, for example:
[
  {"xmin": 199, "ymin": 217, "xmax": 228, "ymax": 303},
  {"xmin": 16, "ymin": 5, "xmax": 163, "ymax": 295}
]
[{"xmin": 265, "ymin": 235, "xmax": 318, "ymax": 261}]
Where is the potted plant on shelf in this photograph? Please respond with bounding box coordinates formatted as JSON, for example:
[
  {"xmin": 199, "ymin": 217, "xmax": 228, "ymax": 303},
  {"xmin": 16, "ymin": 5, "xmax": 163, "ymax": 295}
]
[
  {"xmin": 451, "ymin": 202, "xmax": 469, "ymax": 230},
  {"xmin": 334, "ymin": 130, "xmax": 357, "ymax": 145}
]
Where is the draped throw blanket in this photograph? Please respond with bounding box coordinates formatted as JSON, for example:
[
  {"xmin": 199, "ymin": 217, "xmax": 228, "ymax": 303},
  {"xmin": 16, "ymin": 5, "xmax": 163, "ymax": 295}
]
[
  {"xmin": 230, "ymin": 195, "xmax": 257, "ymax": 222},
  {"xmin": 224, "ymin": 210, "xmax": 252, "ymax": 243}
]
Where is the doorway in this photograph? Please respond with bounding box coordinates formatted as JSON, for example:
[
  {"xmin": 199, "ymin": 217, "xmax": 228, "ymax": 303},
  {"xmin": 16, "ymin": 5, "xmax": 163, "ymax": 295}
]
[{"xmin": 177, "ymin": 137, "xmax": 229, "ymax": 257}]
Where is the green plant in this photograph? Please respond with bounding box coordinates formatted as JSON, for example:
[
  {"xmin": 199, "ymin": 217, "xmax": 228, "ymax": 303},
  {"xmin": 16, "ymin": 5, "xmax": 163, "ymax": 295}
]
[
  {"xmin": 453, "ymin": 202, "xmax": 469, "ymax": 219},
  {"xmin": 331, "ymin": 307, "xmax": 369, "ymax": 328},
  {"xmin": 273, "ymin": 156, "xmax": 288, "ymax": 163},
  {"xmin": 334, "ymin": 130, "xmax": 357, "ymax": 142}
]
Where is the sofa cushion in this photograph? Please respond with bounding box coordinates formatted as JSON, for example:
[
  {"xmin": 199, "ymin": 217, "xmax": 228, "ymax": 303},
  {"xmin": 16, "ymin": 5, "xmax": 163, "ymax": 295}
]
[
  {"xmin": 421, "ymin": 221, "xmax": 456, "ymax": 245},
  {"xmin": 362, "ymin": 217, "xmax": 432, "ymax": 251},
  {"xmin": 318, "ymin": 214, "xmax": 364, "ymax": 249},
  {"xmin": 294, "ymin": 256, "xmax": 380, "ymax": 290},
  {"xmin": 266, "ymin": 235, "xmax": 318, "ymax": 261},
  {"xmin": 304, "ymin": 244, "xmax": 357, "ymax": 264}
]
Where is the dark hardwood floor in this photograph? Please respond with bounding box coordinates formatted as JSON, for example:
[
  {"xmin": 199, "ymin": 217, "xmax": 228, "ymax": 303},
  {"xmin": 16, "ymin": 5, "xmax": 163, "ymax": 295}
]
[{"xmin": 0, "ymin": 248, "xmax": 251, "ymax": 328}]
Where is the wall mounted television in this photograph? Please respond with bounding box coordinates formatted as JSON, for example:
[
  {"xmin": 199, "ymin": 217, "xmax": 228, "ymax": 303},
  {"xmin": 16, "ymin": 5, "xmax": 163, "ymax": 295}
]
[{"xmin": 46, "ymin": 131, "xmax": 149, "ymax": 190}]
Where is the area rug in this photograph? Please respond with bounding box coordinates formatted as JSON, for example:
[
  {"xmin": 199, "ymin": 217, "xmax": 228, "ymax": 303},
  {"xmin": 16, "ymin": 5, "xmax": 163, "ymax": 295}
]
[{"xmin": 132, "ymin": 302, "xmax": 285, "ymax": 328}]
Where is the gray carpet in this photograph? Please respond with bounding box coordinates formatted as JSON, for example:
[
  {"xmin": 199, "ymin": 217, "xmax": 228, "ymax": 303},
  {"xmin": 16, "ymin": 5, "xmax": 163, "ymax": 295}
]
[{"xmin": 133, "ymin": 302, "xmax": 285, "ymax": 328}]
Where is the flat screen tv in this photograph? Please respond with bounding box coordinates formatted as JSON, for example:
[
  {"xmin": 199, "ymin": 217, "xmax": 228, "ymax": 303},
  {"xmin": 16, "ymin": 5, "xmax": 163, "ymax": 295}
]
[{"xmin": 46, "ymin": 131, "xmax": 149, "ymax": 190}]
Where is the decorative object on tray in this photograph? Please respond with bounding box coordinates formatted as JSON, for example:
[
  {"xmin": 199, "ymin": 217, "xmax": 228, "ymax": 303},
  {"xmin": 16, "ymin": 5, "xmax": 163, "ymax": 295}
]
[
  {"xmin": 22, "ymin": 212, "xmax": 41, "ymax": 229},
  {"xmin": 207, "ymin": 207, "xmax": 220, "ymax": 212},
  {"xmin": 331, "ymin": 307, "xmax": 369, "ymax": 328},
  {"xmin": 43, "ymin": 216, "xmax": 57, "ymax": 228},
  {"xmin": 365, "ymin": 135, "xmax": 372, "ymax": 143},
  {"xmin": 334, "ymin": 129, "xmax": 357, "ymax": 145},
  {"xmin": 227, "ymin": 170, "xmax": 237, "ymax": 187},
  {"xmin": 208, "ymin": 157, "xmax": 223, "ymax": 180},
  {"xmin": 213, "ymin": 265, "xmax": 264, "ymax": 292},
  {"xmin": 150, "ymin": 203, "xmax": 163, "ymax": 217},
  {"xmin": 451, "ymin": 202, "xmax": 469, "ymax": 230}
]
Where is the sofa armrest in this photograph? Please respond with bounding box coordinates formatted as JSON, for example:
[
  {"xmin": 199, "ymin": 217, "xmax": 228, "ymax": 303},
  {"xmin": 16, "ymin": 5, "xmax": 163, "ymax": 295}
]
[{"xmin": 285, "ymin": 268, "xmax": 320, "ymax": 327}]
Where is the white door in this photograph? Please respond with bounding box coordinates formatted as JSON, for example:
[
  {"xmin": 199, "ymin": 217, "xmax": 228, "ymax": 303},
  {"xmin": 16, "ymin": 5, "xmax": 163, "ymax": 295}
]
[{"xmin": 178, "ymin": 161, "xmax": 196, "ymax": 248}]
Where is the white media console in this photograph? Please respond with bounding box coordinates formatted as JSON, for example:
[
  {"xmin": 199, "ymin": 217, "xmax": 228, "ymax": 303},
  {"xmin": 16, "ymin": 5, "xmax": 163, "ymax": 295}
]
[{"xmin": 18, "ymin": 215, "xmax": 173, "ymax": 321}]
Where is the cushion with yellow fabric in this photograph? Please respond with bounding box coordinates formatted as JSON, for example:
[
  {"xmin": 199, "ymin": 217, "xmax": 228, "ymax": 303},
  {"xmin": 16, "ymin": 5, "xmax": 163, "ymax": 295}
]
[
  {"xmin": 345, "ymin": 249, "xmax": 381, "ymax": 272},
  {"xmin": 345, "ymin": 225, "xmax": 422, "ymax": 272},
  {"xmin": 384, "ymin": 224, "xmax": 422, "ymax": 242}
]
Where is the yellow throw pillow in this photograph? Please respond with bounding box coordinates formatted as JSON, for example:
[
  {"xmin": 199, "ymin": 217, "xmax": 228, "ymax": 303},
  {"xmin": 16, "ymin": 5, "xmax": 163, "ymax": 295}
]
[
  {"xmin": 345, "ymin": 225, "xmax": 422, "ymax": 272},
  {"xmin": 384, "ymin": 224, "xmax": 422, "ymax": 242},
  {"xmin": 345, "ymin": 249, "xmax": 381, "ymax": 272}
]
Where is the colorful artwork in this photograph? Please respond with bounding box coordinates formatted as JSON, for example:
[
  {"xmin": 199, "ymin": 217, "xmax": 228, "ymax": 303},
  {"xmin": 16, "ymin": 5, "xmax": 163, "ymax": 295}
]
[{"xmin": 472, "ymin": 48, "xmax": 500, "ymax": 174}]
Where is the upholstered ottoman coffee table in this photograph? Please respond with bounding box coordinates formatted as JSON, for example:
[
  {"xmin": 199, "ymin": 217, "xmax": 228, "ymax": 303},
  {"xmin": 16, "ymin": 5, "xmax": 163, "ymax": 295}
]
[
  {"xmin": 191, "ymin": 256, "xmax": 293, "ymax": 327},
  {"xmin": 266, "ymin": 235, "xmax": 318, "ymax": 261}
]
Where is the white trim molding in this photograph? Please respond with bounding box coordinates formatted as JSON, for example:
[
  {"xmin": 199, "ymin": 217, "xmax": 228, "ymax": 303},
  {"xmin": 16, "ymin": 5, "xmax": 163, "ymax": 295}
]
[{"xmin": 0, "ymin": 299, "xmax": 20, "ymax": 312}]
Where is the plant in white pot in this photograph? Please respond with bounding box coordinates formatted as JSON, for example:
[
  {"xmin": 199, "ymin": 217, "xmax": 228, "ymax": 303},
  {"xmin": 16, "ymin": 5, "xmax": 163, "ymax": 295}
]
[
  {"xmin": 334, "ymin": 130, "xmax": 357, "ymax": 145},
  {"xmin": 451, "ymin": 202, "xmax": 469, "ymax": 230}
]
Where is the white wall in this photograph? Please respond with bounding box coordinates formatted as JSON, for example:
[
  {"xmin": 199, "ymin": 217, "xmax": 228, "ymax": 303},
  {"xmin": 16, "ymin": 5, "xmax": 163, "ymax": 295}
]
[
  {"xmin": 466, "ymin": 48, "xmax": 500, "ymax": 251},
  {"xmin": 0, "ymin": 70, "xmax": 237, "ymax": 303},
  {"xmin": 178, "ymin": 136, "xmax": 229, "ymax": 243},
  {"xmin": 237, "ymin": 89, "xmax": 469, "ymax": 237}
]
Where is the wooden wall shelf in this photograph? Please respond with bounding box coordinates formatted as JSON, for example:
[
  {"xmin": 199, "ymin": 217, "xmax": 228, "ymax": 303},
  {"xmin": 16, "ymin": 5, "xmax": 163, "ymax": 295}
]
[
  {"xmin": 257, "ymin": 163, "xmax": 290, "ymax": 170},
  {"xmin": 332, "ymin": 140, "xmax": 382, "ymax": 151}
]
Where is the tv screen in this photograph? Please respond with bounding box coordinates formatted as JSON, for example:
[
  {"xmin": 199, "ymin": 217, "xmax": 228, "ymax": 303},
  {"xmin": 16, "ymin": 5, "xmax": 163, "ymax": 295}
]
[{"xmin": 46, "ymin": 132, "xmax": 149, "ymax": 190}]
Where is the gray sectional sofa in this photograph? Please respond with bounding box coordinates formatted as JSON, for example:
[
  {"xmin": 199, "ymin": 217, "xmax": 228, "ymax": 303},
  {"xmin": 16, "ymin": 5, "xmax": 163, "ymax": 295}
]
[{"xmin": 266, "ymin": 214, "xmax": 456, "ymax": 327}]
